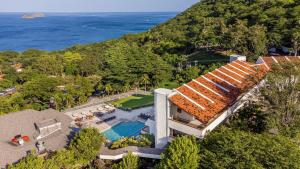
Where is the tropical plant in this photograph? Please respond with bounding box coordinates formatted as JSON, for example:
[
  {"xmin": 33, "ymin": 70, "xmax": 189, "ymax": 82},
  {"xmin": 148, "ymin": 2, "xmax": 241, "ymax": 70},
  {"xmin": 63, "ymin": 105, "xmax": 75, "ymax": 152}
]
[
  {"xmin": 200, "ymin": 127, "xmax": 300, "ymax": 169},
  {"xmin": 259, "ymin": 63, "xmax": 300, "ymax": 138},
  {"xmin": 156, "ymin": 136, "xmax": 200, "ymax": 169},
  {"xmin": 70, "ymin": 128, "xmax": 104, "ymax": 163},
  {"xmin": 113, "ymin": 152, "xmax": 139, "ymax": 169}
]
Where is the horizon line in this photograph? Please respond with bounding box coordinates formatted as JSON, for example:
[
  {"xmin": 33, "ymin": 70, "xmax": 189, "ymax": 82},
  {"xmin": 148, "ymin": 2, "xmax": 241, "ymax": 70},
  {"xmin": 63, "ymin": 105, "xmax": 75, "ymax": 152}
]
[{"xmin": 0, "ymin": 11, "xmax": 180, "ymax": 13}]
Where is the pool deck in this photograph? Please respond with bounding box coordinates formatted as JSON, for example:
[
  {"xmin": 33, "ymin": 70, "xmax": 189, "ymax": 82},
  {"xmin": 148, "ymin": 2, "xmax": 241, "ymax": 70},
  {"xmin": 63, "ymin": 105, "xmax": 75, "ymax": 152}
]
[
  {"xmin": 99, "ymin": 146, "xmax": 164, "ymax": 160},
  {"xmin": 65, "ymin": 105, "xmax": 154, "ymax": 133}
]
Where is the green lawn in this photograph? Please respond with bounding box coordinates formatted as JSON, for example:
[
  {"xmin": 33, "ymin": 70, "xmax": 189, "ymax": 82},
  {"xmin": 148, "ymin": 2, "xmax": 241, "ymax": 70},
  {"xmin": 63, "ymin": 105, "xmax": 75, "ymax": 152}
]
[
  {"xmin": 159, "ymin": 81, "xmax": 180, "ymax": 89},
  {"xmin": 188, "ymin": 50, "xmax": 229, "ymax": 64},
  {"xmin": 112, "ymin": 94, "xmax": 154, "ymax": 110}
]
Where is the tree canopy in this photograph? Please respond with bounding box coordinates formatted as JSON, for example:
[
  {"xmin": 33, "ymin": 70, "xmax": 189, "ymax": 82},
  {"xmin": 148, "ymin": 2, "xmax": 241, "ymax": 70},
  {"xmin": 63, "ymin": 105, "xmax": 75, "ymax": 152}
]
[
  {"xmin": 113, "ymin": 152, "xmax": 139, "ymax": 169},
  {"xmin": 157, "ymin": 136, "xmax": 200, "ymax": 169},
  {"xmin": 200, "ymin": 127, "xmax": 300, "ymax": 169}
]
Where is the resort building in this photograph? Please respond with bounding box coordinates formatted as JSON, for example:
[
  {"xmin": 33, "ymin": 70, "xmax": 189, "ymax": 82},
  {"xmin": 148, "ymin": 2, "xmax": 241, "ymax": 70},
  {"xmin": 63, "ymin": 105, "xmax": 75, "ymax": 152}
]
[{"xmin": 147, "ymin": 56, "xmax": 300, "ymax": 149}]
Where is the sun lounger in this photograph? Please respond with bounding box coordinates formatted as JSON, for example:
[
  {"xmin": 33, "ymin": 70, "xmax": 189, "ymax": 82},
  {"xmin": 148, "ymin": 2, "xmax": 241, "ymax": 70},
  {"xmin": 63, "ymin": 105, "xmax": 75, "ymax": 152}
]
[
  {"xmin": 103, "ymin": 116, "xmax": 116, "ymax": 122},
  {"xmin": 96, "ymin": 121, "xmax": 103, "ymax": 125}
]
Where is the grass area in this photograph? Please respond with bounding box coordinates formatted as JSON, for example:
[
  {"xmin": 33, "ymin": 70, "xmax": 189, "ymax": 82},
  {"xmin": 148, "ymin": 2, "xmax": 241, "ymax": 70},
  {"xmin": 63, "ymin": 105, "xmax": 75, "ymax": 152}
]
[
  {"xmin": 159, "ymin": 81, "xmax": 180, "ymax": 89},
  {"xmin": 112, "ymin": 94, "xmax": 154, "ymax": 110},
  {"xmin": 188, "ymin": 50, "xmax": 229, "ymax": 63}
]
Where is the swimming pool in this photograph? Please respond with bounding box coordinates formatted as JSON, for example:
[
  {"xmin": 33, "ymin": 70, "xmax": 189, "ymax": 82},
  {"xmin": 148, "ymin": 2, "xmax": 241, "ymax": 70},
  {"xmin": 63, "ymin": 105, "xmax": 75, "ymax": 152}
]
[{"xmin": 102, "ymin": 121, "xmax": 145, "ymax": 142}]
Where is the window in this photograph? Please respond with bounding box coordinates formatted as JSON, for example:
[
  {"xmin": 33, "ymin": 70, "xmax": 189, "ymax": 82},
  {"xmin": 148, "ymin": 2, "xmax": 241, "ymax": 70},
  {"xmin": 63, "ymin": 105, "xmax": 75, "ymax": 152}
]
[{"xmin": 177, "ymin": 108, "xmax": 182, "ymax": 113}]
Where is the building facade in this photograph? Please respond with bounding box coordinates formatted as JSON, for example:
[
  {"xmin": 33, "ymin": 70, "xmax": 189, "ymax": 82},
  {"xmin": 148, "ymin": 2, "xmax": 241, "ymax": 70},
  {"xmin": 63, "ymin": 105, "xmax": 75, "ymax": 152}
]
[{"xmin": 146, "ymin": 56, "xmax": 300, "ymax": 149}]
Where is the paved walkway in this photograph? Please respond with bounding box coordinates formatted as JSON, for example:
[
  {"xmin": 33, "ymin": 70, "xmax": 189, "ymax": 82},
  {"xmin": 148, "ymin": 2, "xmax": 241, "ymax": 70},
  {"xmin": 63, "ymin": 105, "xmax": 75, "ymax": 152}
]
[{"xmin": 99, "ymin": 146, "xmax": 164, "ymax": 160}]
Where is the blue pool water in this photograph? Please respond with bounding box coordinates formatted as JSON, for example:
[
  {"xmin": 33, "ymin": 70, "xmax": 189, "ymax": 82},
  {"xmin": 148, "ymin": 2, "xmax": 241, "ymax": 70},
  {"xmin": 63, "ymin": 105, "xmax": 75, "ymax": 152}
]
[
  {"xmin": 0, "ymin": 12, "xmax": 177, "ymax": 51},
  {"xmin": 102, "ymin": 121, "xmax": 145, "ymax": 142}
]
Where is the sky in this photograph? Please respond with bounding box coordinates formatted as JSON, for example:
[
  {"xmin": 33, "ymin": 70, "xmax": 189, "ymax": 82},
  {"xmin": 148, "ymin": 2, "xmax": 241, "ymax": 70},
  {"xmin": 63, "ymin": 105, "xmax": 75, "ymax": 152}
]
[{"xmin": 0, "ymin": 0, "xmax": 199, "ymax": 13}]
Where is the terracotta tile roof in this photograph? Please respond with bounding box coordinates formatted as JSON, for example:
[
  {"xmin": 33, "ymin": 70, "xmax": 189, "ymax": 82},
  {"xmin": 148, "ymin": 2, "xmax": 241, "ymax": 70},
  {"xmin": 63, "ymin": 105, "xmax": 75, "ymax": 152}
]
[
  {"xmin": 260, "ymin": 56, "xmax": 300, "ymax": 70},
  {"xmin": 169, "ymin": 56, "xmax": 298, "ymax": 124}
]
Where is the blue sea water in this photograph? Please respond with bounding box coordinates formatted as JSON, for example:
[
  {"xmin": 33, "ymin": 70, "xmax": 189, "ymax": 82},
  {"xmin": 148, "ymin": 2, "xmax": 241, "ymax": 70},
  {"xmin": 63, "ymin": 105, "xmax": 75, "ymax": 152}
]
[{"xmin": 0, "ymin": 12, "xmax": 177, "ymax": 51}]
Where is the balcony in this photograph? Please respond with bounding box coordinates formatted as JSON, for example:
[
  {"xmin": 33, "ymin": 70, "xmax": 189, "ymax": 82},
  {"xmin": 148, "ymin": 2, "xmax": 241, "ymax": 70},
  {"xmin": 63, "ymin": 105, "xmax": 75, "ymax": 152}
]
[
  {"xmin": 171, "ymin": 117, "xmax": 204, "ymax": 129},
  {"xmin": 168, "ymin": 118, "xmax": 204, "ymax": 138}
]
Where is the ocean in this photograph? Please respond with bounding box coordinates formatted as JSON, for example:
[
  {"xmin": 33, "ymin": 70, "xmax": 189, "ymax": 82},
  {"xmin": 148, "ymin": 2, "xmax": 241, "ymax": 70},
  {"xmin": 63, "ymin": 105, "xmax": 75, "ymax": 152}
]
[{"xmin": 0, "ymin": 12, "xmax": 177, "ymax": 52}]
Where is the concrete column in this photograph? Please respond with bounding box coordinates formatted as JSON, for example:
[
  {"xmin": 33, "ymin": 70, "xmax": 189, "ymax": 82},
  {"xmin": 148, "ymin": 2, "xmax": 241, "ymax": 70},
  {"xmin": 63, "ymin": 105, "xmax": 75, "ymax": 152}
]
[{"xmin": 154, "ymin": 88, "xmax": 172, "ymax": 149}]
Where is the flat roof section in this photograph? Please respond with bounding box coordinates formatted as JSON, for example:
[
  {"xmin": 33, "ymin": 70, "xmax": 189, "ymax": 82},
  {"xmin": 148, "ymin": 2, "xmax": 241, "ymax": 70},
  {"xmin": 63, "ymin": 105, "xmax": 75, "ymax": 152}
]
[{"xmin": 0, "ymin": 109, "xmax": 72, "ymax": 168}]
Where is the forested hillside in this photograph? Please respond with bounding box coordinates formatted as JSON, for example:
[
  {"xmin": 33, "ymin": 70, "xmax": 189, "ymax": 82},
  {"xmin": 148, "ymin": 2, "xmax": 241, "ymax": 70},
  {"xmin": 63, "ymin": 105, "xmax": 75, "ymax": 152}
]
[
  {"xmin": 147, "ymin": 0, "xmax": 299, "ymax": 59},
  {"xmin": 0, "ymin": 0, "xmax": 299, "ymax": 114}
]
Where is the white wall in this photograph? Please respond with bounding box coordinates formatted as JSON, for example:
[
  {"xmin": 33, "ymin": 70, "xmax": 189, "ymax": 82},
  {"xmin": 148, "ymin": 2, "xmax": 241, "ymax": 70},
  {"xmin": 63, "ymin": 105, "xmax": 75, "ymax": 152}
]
[
  {"xmin": 154, "ymin": 88, "xmax": 173, "ymax": 149},
  {"xmin": 230, "ymin": 55, "xmax": 247, "ymax": 62},
  {"xmin": 145, "ymin": 119, "xmax": 155, "ymax": 135}
]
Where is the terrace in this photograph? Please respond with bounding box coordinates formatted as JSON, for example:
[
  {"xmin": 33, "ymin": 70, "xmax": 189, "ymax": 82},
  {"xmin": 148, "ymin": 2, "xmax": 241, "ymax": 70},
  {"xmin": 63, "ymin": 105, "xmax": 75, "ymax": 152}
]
[
  {"xmin": 0, "ymin": 109, "xmax": 72, "ymax": 168},
  {"xmin": 65, "ymin": 102, "xmax": 154, "ymax": 139}
]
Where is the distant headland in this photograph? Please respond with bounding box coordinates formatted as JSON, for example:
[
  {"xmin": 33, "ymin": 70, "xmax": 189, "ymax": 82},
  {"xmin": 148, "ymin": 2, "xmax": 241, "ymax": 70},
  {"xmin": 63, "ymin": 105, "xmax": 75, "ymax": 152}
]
[{"xmin": 22, "ymin": 13, "xmax": 45, "ymax": 19}]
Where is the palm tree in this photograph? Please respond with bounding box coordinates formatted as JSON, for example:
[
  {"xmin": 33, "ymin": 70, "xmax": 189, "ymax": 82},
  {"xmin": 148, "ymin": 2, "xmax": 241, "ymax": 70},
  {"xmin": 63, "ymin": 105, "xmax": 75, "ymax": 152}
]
[
  {"xmin": 141, "ymin": 74, "xmax": 150, "ymax": 92},
  {"xmin": 260, "ymin": 63, "xmax": 300, "ymax": 127},
  {"xmin": 105, "ymin": 84, "xmax": 112, "ymax": 96},
  {"xmin": 123, "ymin": 83, "xmax": 131, "ymax": 92}
]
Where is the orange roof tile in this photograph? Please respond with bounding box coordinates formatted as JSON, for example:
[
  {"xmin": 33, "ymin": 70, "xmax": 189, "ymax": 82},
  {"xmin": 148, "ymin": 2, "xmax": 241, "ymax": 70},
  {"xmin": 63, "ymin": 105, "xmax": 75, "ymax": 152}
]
[{"xmin": 169, "ymin": 56, "xmax": 298, "ymax": 124}]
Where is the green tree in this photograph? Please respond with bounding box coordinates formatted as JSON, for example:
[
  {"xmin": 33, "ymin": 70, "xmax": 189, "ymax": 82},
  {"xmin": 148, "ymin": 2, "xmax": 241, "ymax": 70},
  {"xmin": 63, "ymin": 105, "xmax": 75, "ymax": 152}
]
[
  {"xmin": 0, "ymin": 79, "xmax": 13, "ymax": 90},
  {"xmin": 157, "ymin": 136, "xmax": 200, "ymax": 169},
  {"xmin": 200, "ymin": 127, "xmax": 300, "ymax": 169},
  {"xmin": 22, "ymin": 76, "xmax": 58, "ymax": 110},
  {"xmin": 180, "ymin": 66, "xmax": 200, "ymax": 82},
  {"xmin": 44, "ymin": 149, "xmax": 83, "ymax": 169},
  {"xmin": 105, "ymin": 84, "xmax": 112, "ymax": 95},
  {"xmin": 63, "ymin": 52, "xmax": 82, "ymax": 75},
  {"xmin": 113, "ymin": 152, "xmax": 139, "ymax": 169},
  {"xmin": 259, "ymin": 63, "xmax": 300, "ymax": 138},
  {"xmin": 228, "ymin": 104, "xmax": 267, "ymax": 134},
  {"xmin": 8, "ymin": 152, "xmax": 45, "ymax": 169},
  {"xmin": 33, "ymin": 55, "xmax": 63, "ymax": 76},
  {"xmin": 141, "ymin": 74, "xmax": 150, "ymax": 91},
  {"xmin": 70, "ymin": 128, "xmax": 104, "ymax": 163}
]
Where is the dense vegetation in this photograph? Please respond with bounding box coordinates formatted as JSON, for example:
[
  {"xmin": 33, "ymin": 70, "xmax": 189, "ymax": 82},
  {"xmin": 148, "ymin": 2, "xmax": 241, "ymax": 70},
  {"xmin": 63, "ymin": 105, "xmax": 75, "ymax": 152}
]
[
  {"xmin": 200, "ymin": 128, "xmax": 300, "ymax": 169},
  {"xmin": 157, "ymin": 136, "xmax": 200, "ymax": 169},
  {"xmin": 112, "ymin": 153, "xmax": 140, "ymax": 169},
  {"xmin": 229, "ymin": 62, "xmax": 300, "ymax": 139},
  {"xmin": 110, "ymin": 134, "xmax": 154, "ymax": 149},
  {"xmin": 1, "ymin": 0, "xmax": 299, "ymax": 114}
]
